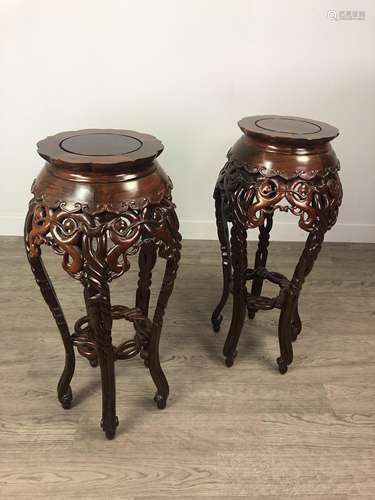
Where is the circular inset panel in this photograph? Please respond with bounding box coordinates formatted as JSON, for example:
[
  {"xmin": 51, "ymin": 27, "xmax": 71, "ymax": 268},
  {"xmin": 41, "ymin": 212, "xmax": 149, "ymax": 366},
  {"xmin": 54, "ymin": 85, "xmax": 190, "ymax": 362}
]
[
  {"xmin": 60, "ymin": 133, "xmax": 142, "ymax": 156},
  {"xmin": 37, "ymin": 129, "xmax": 164, "ymax": 169},
  {"xmin": 238, "ymin": 115, "xmax": 339, "ymax": 144},
  {"xmin": 255, "ymin": 117, "xmax": 321, "ymax": 135}
]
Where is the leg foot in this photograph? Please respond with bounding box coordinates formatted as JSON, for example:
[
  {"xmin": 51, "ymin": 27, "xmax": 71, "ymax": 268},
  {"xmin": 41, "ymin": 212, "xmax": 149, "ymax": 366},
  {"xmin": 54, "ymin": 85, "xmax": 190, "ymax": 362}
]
[
  {"xmin": 225, "ymin": 350, "xmax": 237, "ymax": 367},
  {"xmin": 277, "ymin": 357, "xmax": 288, "ymax": 374},
  {"xmin": 154, "ymin": 392, "xmax": 167, "ymax": 410},
  {"xmin": 105, "ymin": 429, "xmax": 116, "ymax": 440},
  {"xmin": 60, "ymin": 386, "xmax": 73, "ymax": 409},
  {"xmin": 101, "ymin": 416, "xmax": 119, "ymax": 440},
  {"xmin": 212, "ymin": 314, "xmax": 223, "ymax": 332}
]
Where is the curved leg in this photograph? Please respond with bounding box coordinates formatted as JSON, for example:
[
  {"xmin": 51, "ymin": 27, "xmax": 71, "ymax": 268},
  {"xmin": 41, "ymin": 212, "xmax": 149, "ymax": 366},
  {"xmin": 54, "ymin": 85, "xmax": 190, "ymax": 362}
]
[
  {"xmin": 24, "ymin": 209, "xmax": 75, "ymax": 409},
  {"xmin": 149, "ymin": 252, "xmax": 180, "ymax": 409},
  {"xmin": 223, "ymin": 222, "xmax": 248, "ymax": 367},
  {"xmin": 135, "ymin": 242, "xmax": 157, "ymax": 367},
  {"xmin": 248, "ymin": 212, "xmax": 273, "ymax": 319},
  {"xmin": 211, "ymin": 188, "xmax": 232, "ymax": 332},
  {"xmin": 82, "ymin": 234, "xmax": 118, "ymax": 439},
  {"xmin": 290, "ymin": 302, "xmax": 302, "ymax": 342},
  {"xmin": 277, "ymin": 295, "xmax": 295, "ymax": 374},
  {"xmin": 277, "ymin": 225, "xmax": 326, "ymax": 374}
]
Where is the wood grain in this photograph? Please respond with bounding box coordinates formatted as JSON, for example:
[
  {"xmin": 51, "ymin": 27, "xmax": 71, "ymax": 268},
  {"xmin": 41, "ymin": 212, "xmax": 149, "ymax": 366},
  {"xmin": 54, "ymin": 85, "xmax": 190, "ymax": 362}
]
[{"xmin": 0, "ymin": 237, "xmax": 374, "ymax": 499}]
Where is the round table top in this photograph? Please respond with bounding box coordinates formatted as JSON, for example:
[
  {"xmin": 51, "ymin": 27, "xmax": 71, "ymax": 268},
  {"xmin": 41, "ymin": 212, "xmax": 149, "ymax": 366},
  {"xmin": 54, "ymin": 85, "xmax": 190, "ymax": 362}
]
[
  {"xmin": 238, "ymin": 115, "xmax": 339, "ymax": 145},
  {"xmin": 37, "ymin": 129, "xmax": 164, "ymax": 168}
]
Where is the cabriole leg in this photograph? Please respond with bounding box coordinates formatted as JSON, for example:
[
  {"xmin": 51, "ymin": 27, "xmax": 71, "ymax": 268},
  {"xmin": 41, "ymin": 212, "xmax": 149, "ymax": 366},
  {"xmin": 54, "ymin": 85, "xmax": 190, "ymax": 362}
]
[
  {"xmin": 24, "ymin": 208, "xmax": 75, "ymax": 409},
  {"xmin": 211, "ymin": 188, "xmax": 232, "ymax": 332},
  {"xmin": 277, "ymin": 225, "xmax": 326, "ymax": 374},
  {"xmin": 135, "ymin": 242, "xmax": 157, "ymax": 367},
  {"xmin": 149, "ymin": 252, "xmax": 180, "ymax": 409},
  {"xmin": 223, "ymin": 222, "xmax": 248, "ymax": 367}
]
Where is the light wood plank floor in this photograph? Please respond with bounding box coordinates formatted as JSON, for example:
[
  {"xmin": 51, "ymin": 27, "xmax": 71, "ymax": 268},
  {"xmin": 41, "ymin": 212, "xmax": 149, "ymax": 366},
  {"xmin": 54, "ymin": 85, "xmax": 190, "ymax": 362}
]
[{"xmin": 0, "ymin": 237, "xmax": 374, "ymax": 499}]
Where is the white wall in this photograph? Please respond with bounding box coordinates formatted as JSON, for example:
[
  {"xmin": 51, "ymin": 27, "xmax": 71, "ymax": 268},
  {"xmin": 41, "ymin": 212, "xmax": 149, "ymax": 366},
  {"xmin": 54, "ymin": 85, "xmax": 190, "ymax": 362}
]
[{"xmin": 1, "ymin": 0, "xmax": 374, "ymax": 242}]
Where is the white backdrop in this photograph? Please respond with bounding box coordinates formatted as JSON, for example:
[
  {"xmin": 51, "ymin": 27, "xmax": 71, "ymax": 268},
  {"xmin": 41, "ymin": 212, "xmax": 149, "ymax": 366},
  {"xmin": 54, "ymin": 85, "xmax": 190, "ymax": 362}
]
[{"xmin": 1, "ymin": 0, "xmax": 374, "ymax": 241}]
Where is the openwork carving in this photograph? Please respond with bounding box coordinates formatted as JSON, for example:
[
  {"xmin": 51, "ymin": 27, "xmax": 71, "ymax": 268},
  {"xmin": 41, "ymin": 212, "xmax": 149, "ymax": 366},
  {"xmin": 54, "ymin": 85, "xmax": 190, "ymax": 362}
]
[
  {"xmin": 72, "ymin": 305, "xmax": 152, "ymax": 364},
  {"xmin": 26, "ymin": 195, "xmax": 181, "ymax": 281},
  {"xmin": 245, "ymin": 267, "xmax": 290, "ymax": 311},
  {"xmin": 25, "ymin": 192, "xmax": 181, "ymax": 439},
  {"xmin": 247, "ymin": 212, "xmax": 273, "ymax": 319},
  {"xmin": 25, "ymin": 128, "xmax": 182, "ymax": 440},
  {"xmin": 221, "ymin": 158, "xmax": 342, "ymax": 231},
  {"xmin": 212, "ymin": 147, "xmax": 342, "ymax": 373}
]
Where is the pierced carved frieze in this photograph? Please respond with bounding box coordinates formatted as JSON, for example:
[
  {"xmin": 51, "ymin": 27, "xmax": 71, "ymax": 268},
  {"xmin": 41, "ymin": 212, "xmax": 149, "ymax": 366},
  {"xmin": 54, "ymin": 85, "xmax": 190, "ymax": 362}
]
[
  {"xmin": 26, "ymin": 195, "xmax": 181, "ymax": 282},
  {"xmin": 218, "ymin": 159, "xmax": 342, "ymax": 232},
  {"xmin": 25, "ymin": 128, "xmax": 181, "ymax": 438},
  {"xmin": 212, "ymin": 115, "xmax": 342, "ymax": 374}
]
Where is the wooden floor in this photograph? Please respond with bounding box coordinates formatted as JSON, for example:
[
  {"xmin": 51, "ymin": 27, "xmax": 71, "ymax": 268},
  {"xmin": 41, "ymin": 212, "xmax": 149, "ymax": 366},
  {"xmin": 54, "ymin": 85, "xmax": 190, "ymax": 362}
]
[{"xmin": 0, "ymin": 237, "xmax": 374, "ymax": 499}]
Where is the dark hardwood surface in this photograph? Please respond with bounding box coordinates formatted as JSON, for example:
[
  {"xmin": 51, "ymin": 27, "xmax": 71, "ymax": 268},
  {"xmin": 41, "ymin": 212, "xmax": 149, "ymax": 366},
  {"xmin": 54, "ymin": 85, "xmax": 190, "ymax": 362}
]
[
  {"xmin": 212, "ymin": 115, "xmax": 342, "ymax": 373},
  {"xmin": 37, "ymin": 129, "xmax": 164, "ymax": 168},
  {"xmin": 238, "ymin": 115, "xmax": 339, "ymax": 144},
  {"xmin": 60, "ymin": 133, "xmax": 142, "ymax": 156},
  {"xmin": 232, "ymin": 116, "xmax": 340, "ymax": 180},
  {"xmin": 26, "ymin": 129, "xmax": 181, "ymax": 439},
  {"xmin": 1, "ymin": 238, "xmax": 374, "ymax": 498},
  {"xmin": 33, "ymin": 129, "xmax": 169, "ymax": 215}
]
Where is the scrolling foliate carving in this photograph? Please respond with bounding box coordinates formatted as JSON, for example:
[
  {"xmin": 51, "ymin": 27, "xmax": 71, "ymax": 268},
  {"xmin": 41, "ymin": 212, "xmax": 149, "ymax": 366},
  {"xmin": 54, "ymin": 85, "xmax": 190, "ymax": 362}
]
[
  {"xmin": 27, "ymin": 195, "xmax": 180, "ymax": 282},
  {"xmin": 221, "ymin": 159, "xmax": 342, "ymax": 232},
  {"xmin": 212, "ymin": 116, "xmax": 342, "ymax": 374}
]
